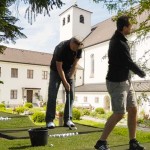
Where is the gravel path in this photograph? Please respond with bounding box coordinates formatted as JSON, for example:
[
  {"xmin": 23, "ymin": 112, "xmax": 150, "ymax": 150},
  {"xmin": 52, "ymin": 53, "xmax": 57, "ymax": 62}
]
[{"xmin": 81, "ymin": 116, "xmax": 150, "ymax": 132}]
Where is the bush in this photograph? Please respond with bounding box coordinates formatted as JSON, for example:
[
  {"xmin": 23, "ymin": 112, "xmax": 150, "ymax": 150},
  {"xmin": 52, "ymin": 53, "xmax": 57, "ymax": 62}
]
[
  {"xmin": 72, "ymin": 108, "xmax": 81, "ymax": 120},
  {"xmin": 56, "ymin": 103, "xmax": 64, "ymax": 112},
  {"xmin": 90, "ymin": 111, "xmax": 98, "ymax": 118},
  {"xmin": 24, "ymin": 102, "xmax": 33, "ymax": 108},
  {"xmin": 82, "ymin": 109, "xmax": 90, "ymax": 116},
  {"xmin": 15, "ymin": 107, "xmax": 25, "ymax": 114},
  {"xmin": 95, "ymin": 107, "xmax": 105, "ymax": 114},
  {"xmin": 0, "ymin": 103, "xmax": 5, "ymax": 109},
  {"xmin": 32, "ymin": 111, "xmax": 45, "ymax": 122}
]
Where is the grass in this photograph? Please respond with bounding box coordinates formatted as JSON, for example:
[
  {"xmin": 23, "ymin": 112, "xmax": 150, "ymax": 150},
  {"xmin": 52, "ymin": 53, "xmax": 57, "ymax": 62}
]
[{"xmin": 0, "ymin": 112, "xmax": 150, "ymax": 150}]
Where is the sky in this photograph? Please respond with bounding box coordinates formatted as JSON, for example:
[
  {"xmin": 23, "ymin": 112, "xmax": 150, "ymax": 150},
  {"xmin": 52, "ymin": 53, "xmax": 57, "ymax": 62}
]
[{"xmin": 4, "ymin": 0, "xmax": 116, "ymax": 54}]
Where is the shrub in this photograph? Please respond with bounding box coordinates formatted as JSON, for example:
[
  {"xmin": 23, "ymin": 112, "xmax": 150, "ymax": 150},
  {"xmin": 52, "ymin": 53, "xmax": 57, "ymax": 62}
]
[
  {"xmin": 32, "ymin": 111, "xmax": 45, "ymax": 122},
  {"xmin": 43, "ymin": 105, "xmax": 47, "ymax": 111},
  {"xmin": 82, "ymin": 109, "xmax": 90, "ymax": 116},
  {"xmin": 72, "ymin": 108, "xmax": 81, "ymax": 120},
  {"xmin": 95, "ymin": 107, "xmax": 105, "ymax": 114},
  {"xmin": 56, "ymin": 103, "xmax": 64, "ymax": 112},
  {"xmin": 24, "ymin": 102, "xmax": 33, "ymax": 108},
  {"xmin": 137, "ymin": 118, "xmax": 144, "ymax": 124},
  {"xmin": 90, "ymin": 111, "xmax": 97, "ymax": 118},
  {"xmin": 15, "ymin": 107, "xmax": 25, "ymax": 114},
  {"xmin": 0, "ymin": 103, "xmax": 5, "ymax": 109}
]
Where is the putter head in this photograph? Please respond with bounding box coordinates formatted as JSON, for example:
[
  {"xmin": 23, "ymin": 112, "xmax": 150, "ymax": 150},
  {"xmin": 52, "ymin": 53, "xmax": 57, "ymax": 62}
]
[
  {"xmin": 69, "ymin": 125, "xmax": 77, "ymax": 130},
  {"xmin": 69, "ymin": 126, "xmax": 72, "ymax": 130}
]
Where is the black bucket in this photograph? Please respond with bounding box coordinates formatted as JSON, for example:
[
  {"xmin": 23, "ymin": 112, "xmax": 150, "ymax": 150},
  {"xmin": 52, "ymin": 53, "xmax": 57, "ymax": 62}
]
[{"xmin": 28, "ymin": 127, "xmax": 48, "ymax": 146}]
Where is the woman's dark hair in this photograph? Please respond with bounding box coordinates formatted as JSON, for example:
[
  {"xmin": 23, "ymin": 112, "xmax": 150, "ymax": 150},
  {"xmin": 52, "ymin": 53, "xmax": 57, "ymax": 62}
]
[{"xmin": 117, "ymin": 15, "xmax": 131, "ymax": 31}]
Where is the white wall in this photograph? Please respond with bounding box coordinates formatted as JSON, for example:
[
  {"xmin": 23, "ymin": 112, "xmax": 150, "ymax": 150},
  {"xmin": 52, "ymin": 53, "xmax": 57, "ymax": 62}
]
[
  {"xmin": 84, "ymin": 41, "xmax": 109, "ymax": 84},
  {"xmin": 75, "ymin": 92, "xmax": 109, "ymax": 109},
  {"xmin": 60, "ymin": 7, "xmax": 91, "ymax": 41},
  {"xmin": 0, "ymin": 62, "xmax": 50, "ymax": 106},
  {"xmin": 60, "ymin": 8, "xmax": 74, "ymax": 41},
  {"xmin": 75, "ymin": 69, "xmax": 83, "ymax": 86},
  {"xmin": 129, "ymin": 33, "xmax": 150, "ymax": 81},
  {"xmin": 72, "ymin": 7, "xmax": 91, "ymax": 40}
]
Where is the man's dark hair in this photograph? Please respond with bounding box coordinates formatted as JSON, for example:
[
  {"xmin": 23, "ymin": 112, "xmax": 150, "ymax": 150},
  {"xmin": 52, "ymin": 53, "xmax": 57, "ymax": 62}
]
[
  {"xmin": 70, "ymin": 37, "xmax": 83, "ymax": 46},
  {"xmin": 117, "ymin": 15, "xmax": 131, "ymax": 31}
]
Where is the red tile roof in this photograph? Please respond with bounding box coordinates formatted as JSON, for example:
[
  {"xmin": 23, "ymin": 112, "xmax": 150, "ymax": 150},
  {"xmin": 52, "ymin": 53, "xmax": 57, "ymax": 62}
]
[
  {"xmin": 0, "ymin": 47, "xmax": 52, "ymax": 66},
  {"xmin": 75, "ymin": 80, "xmax": 150, "ymax": 92}
]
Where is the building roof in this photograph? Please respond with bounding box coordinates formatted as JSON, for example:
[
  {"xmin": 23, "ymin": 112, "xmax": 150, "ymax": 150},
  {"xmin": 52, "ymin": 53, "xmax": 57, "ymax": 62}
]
[
  {"xmin": 76, "ymin": 83, "xmax": 107, "ymax": 92},
  {"xmin": 83, "ymin": 8, "xmax": 150, "ymax": 48},
  {"xmin": 75, "ymin": 80, "xmax": 150, "ymax": 92},
  {"xmin": 0, "ymin": 47, "xmax": 52, "ymax": 66},
  {"xmin": 132, "ymin": 80, "xmax": 150, "ymax": 92},
  {"xmin": 0, "ymin": 47, "xmax": 83, "ymax": 69},
  {"xmin": 83, "ymin": 18, "xmax": 116, "ymax": 48}
]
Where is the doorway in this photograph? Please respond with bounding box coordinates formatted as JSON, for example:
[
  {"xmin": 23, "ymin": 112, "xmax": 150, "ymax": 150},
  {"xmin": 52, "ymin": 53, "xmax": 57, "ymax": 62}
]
[{"xmin": 27, "ymin": 90, "xmax": 33, "ymax": 103}]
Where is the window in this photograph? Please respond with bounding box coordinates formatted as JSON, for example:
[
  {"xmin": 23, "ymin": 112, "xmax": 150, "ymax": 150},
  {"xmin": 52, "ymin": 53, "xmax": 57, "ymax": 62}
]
[
  {"xmin": 42, "ymin": 71, "xmax": 48, "ymax": 80},
  {"xmin": 84, "ymin": 96, "xmax": 87, "ymax": 102},
  {"xmin": 0, "ymin": 67, "xmax": 1, "ymax": 77},
  {"xmin": 90, "ymin": 54, "xmax": 94, "ymax": 78},
  {"xmin": 95, "ymin": 97, "xmax": 99, "ymax": 103},
  {"xmin": 67, "ymin": 15, "xmax": 70, "ymax": 23},
  {"xmin": 11, "ymin": 68, "xmax": 18, "ymax": 78},
  {"xmin": 27, "ymin": 69, "xmax": 33, "ymax": 79},
  {"xmin": 63, "ymin": 18, "xmax": 65, "ymax": 26},
  {"xmin": 10, "ymin": 90, "xmax": 17, "ymax": 99},
  {"xmin": 80, "ymin": 15, "xmax": 84, "ymax": 24}
]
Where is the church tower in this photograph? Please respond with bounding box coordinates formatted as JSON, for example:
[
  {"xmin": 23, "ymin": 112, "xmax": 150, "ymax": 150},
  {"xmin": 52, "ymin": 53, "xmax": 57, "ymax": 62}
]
[{"xmin": 59, "ymin": 2, "xmax": 92, "ymax": 41}]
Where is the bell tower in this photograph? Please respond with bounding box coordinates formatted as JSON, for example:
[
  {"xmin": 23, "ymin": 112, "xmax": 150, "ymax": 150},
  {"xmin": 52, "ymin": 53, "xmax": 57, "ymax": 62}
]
[{"xmin": 59, "ymin": 2, "xmax": 92, "ymax": 41}]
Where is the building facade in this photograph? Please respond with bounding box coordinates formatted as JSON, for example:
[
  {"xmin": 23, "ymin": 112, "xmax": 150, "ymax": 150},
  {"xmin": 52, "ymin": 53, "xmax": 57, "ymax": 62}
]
[{"xmin": 0, "ymin": 4, "xmax": 150, "ymax": 116}]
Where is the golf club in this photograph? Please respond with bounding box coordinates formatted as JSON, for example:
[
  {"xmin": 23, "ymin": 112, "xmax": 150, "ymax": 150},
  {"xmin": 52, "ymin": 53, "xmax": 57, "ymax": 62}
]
[{"xmin": 68, "ymin": 90, "xmax": 77, "ymax": 130}]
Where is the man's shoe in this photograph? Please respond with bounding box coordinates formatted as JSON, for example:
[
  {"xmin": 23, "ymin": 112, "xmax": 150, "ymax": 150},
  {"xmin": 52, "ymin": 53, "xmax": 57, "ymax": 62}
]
[
  {"xmin": 46, "ymin": 121, "xmax": 55, "ymax": 129},
  {"xmin": 94, "ymin": 140, "xmax": 110, "ymax": 150},
  {"xmin": 129, "ymin": 139, "xmax": 145, "ymax": 150},
  {"xmin": 64, "ymin": 120, "xmax": 75, "ymax": 127}
]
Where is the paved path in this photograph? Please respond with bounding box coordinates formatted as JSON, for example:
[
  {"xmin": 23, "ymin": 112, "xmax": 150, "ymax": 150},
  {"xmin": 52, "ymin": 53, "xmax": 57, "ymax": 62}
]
[{"xmin": 81, "ymin": 116, "xmax": 150, "ymax": 132}]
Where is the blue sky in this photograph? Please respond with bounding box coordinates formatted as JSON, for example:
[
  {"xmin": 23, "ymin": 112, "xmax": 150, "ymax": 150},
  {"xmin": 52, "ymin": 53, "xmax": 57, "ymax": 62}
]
[{"xmin": 4, "ymin": 0, "xmax": 115, "ymax": 54}]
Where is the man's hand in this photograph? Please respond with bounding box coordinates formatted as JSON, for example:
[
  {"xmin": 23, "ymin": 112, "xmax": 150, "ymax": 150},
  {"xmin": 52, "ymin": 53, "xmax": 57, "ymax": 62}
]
[
  {"xmin": 139, "ymin": 71, "xmax": 146, "ymax": 78},
  {"xmin": 64, "ymin": 81, "xmax": 70, "ymax": 91}
]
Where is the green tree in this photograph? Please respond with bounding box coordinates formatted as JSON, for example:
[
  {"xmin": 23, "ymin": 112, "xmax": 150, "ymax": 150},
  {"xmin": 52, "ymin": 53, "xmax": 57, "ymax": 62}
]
[
  {"xmin": 94, "ymin": 0, "xmax": 150, "ymax": 74},
  {"xmin": 93, "ymin": 0, "xmax": 150, "ymax": 36},
  {"xmin": 0, "ymin": 0, "xmax": 64, "ymax": 53},
  {"xmin": 0, "ymin": 0, "xmax": 150, "ymax": 54}
]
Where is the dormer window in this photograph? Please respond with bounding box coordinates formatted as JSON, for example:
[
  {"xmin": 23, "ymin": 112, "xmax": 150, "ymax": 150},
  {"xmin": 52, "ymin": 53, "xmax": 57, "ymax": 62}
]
[
  {"xmin": 80, "ymin": 15, "xmax": 84, "ymax": 24},
  {"xmin": 67, "ymin": 15, "xmax": 70, "ymax": 23},
  {"xmin": 63, "ymin": 18, "xmax": 65, "ymax": 26}
]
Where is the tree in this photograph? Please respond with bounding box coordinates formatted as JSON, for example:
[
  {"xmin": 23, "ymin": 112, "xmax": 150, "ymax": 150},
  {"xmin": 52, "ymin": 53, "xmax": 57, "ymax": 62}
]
[
  {"xmin": 0, "ymin": 0, "xmax": 150, "ymax": 54},
  {"xmin": 94, "ymin": 0, "xmax": 150, "ymax": 74},
  {"xmin": 93, "ymin": 0, "xmax": 150, "ymax": 36},
  {"xmin": 0, "ymin": 0, "xmax": 64, "ymax": 53}
]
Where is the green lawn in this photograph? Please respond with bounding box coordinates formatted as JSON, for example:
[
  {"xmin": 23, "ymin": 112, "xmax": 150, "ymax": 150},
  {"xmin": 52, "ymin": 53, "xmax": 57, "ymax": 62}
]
[{"xmin": 0, "ymin": 112, "xmax": 150, "ymax": 150}]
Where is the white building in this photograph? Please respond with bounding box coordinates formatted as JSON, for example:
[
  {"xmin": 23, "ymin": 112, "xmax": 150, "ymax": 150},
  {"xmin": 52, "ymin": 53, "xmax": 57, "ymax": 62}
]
[
  {"xmin": 0, "ymin": 4, "xmax": 150, "ymax": 116},
  {"xmin": 59, "ymin": 4, "xmax": 150, "ymax": 115},
  {"xmin": 0, "ymin": 48, "xmax": 53, "ymax": 107}
]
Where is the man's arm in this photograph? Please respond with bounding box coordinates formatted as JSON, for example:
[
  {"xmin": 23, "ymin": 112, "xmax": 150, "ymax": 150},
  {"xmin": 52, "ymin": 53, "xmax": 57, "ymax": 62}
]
[
  {"xmin": 56, "ymin": 61, "xmax": 70, "ymax": 91},
  {"xmin": 69, "ymin": 58, "xmax": 80, "ymax": 79},
  {"xmin": 120, "ymin": 44, "xmax": 146, "ymax": 78}
]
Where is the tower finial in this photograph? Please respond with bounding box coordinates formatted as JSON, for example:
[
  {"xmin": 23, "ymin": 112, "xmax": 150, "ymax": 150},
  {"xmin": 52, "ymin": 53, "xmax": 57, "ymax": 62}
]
[{"xmin": 73, "ymin": 0, "xmax": 77, "ymax": 6}]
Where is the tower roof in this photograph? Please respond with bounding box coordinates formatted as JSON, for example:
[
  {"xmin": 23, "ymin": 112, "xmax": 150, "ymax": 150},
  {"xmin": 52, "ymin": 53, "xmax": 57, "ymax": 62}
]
[{"xmin": 59, "ymin": 5, "xmax": 92, "ymax": 16}]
